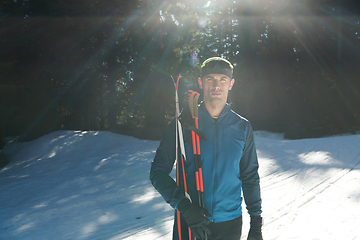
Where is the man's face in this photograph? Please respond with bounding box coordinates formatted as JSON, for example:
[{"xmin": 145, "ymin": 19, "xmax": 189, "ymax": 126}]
[{"xmin": 198, "ymin": 73, "xmax": 235, "ymax": 106}]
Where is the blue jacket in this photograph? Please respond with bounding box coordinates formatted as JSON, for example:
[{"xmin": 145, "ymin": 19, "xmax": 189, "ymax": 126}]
[{"xmin": 150, "ymin": 102, "xmax": 262, "ymax": 223}]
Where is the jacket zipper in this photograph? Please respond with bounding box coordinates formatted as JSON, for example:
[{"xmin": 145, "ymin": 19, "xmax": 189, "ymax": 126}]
[{"xmin": 211, "ymin": 120, "xmax": 218, "ymax": 222}]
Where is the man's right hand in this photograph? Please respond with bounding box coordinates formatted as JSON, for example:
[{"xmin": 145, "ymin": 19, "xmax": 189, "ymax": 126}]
[{"xmin": 177, "ymin": 198, "xmax": 212, "ymax": 239}]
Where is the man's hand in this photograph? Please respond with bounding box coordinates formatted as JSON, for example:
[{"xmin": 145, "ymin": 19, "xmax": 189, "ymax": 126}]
[
  {"xmin": 177, "ymin": 198, "xmax": 211, "ymax": 239},
  {"xmin": 247, "ymin": 216, "xmax": 263, "ymax": 240}
]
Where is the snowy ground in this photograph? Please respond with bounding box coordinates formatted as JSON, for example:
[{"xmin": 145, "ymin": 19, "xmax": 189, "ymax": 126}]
[{"xmin": 0, "ymin": 130, "xmax": 359, "ymax": 240}]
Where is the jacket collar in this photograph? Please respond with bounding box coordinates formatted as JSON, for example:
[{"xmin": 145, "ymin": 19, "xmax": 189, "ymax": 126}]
[{"xmin": 199, "ymin": 101, "xmax": 232, "ymax": 123}]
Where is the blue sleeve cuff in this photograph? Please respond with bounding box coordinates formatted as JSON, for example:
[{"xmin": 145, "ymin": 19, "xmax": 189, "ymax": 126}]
[{"xmin": 174, "ymin": 197, "xmax": 186, "ymax": 210}]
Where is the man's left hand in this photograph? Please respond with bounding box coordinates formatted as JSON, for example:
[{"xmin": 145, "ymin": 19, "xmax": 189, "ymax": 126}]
[{"xmin": 247, "ymin": 216, "xmax": 263, "ymax": 240}]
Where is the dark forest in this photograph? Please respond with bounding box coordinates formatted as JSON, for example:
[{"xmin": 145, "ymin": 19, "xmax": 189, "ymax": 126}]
[{"xmin": 1, "ymin": 0, "xmax": 360, "ymax": 145}]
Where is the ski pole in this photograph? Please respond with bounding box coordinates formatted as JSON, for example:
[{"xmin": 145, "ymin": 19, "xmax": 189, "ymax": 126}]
[
  {"xmin": 173, "ymin": 75, "xmax": 192, "ymax": 240},
  {"xmin": 188, "ymin": 90, "xmax": 207, "ymax": 240}
]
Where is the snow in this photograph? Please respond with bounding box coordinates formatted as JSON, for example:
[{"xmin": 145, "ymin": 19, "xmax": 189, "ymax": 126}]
[{"xmin": 1, "ymin": 130, "xmax": 359, "ymax": 240}]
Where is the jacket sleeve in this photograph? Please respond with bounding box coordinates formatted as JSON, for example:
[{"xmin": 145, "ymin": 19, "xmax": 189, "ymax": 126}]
[
  {"xmin": 149, "ymin": 118, "xmax": 185, "ymax": 208},
  {"xmin": 239, "ymin": 123, "xmax": 262, "ymax": 216}
]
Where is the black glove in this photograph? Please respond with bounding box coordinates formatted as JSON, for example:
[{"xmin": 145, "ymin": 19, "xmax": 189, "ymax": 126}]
[
  {"xmin": 247, "ymin": 216, "xmax": 263, "ymax": 240},
  {"xmin": 177, "ymin": 198, "xmax": 211, "ymax": 239}
]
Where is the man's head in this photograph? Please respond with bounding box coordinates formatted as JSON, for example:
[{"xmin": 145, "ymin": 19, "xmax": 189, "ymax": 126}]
[{"xmin": 198, "ymin": 57, "xmax": 235, "ymax": 109}]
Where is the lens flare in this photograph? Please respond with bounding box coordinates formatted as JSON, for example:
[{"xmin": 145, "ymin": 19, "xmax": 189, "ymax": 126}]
[
  {"xmin": 198, "ymin": 17, "xmax": 207, "ymax": 29},
  {"xmin": 189, "ymin": 52, "xmax": 199, "ymax": 66},
  {"xmin": 155, "ymin": 218, "xmax": 163, "ymax": 226}
]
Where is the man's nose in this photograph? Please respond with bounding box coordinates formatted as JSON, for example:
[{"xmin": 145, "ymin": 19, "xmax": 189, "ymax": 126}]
[{"xmin": 212, "ymin": 79, "xmax": 221, "ymax": 88}]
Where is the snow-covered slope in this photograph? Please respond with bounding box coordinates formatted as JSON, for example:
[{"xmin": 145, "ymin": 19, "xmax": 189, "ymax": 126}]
[{"xmin": 0, "ymin": 130, "xmax": 359, "ymax": 240}]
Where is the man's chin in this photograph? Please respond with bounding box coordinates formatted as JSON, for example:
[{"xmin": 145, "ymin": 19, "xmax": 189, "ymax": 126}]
[{"xmin": 209, "ymin": 98, "xmax": 224, "ymax": 104}]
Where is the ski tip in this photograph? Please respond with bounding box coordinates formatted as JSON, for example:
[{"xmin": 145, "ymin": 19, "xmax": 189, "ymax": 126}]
[{"xmin": 176, "ymin": 74, "xmax": 181, "ymax": 92}]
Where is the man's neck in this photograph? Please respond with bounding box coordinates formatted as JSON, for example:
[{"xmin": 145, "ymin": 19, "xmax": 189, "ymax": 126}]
[{"xmin": 204, "ymin": 101, "xmax": 226, "ymax": 118}]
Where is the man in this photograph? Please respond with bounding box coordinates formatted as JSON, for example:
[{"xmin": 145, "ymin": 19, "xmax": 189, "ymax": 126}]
[{"xmin": 150, "ymin": 57, "xmax": 263, "ymax": 240}]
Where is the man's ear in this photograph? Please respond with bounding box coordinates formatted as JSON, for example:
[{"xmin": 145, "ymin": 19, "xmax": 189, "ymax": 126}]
[
  {"xmin": 229, "ymin": 79, "xmax": 235, "ymax": 90},
  {"xmin": 198, "ymin": 77, "xmax": 203, "ymax": 89}
]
